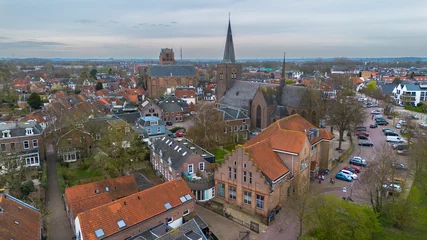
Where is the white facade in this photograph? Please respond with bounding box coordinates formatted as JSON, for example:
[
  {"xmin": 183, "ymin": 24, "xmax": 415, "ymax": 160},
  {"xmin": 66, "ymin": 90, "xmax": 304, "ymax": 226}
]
[
  {"xmin": 75, "ymin": 217, "xmax": 83, "ymax": 240},
  {"xmin": 392, "ymin": 84, "xmax": 427, "ymax": 106}
]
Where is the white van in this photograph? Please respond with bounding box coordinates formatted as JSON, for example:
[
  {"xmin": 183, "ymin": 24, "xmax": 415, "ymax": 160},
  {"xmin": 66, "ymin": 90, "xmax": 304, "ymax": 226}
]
[{"xmin": 386, "ymin": 136, "xmax": 404, "ymax": 143}]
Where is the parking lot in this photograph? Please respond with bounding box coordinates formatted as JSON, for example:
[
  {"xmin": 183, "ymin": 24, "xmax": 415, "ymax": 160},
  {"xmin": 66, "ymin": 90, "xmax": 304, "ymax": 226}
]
[{"xmin": 313, "ymin": 106, "xmax": 413, "ymax": 204}]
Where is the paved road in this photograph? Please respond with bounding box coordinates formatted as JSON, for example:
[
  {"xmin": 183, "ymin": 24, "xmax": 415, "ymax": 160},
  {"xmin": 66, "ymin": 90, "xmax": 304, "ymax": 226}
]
[{"xmin": 46, "ymin": 144, "xmax": 74, "ymax": 239}]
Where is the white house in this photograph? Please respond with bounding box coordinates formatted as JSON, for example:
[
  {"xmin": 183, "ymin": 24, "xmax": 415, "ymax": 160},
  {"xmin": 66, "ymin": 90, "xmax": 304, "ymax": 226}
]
[{"xmin": 392, "ymin": 84, "xmax": 427, "ymax": 106}]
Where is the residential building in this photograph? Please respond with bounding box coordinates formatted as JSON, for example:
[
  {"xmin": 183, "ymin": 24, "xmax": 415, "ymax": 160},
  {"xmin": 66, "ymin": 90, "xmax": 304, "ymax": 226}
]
[
  {"xmin": 159, "ymin": 48, "xmax": 176, "ymax": 65},
  {"xmin": 74, "ymin": 179, "xmax": 195, "ymax": 240},
  {"xmin": 64, "ymin": 175, "xmax": 138, "ymax": 231},
  {"xmin": 216, "ymin": 107, "xmax": 250, "ymax": 144},
  {"xmin": 135, "ymin": 116, "xmax": 168, "ymax": 142},
  {"xmin": 0, "ymin": 194, "xmax": 42, "ymax": 240},
  {"xmin": 0, "ymin": 120, "xmax": 44, "ymax": 167},
  {"xmin": 147, "ymin": 65, "xmax": 197, "ymax": 98},
  {"xmin": 214, "ymin": 114, "xmax": 333, "ymax": 222},
  {"xmin": 140, "ymin": 99, "xmax": 162, "ymax": 118},
  {"xmin": 19, "ymin": 111, "xmax": 49, "ymax": 130},
  {"xmin": 392, "ymin": 83, "xmax": 427, "ymax": 106},
  {"xmin": 159, "ymin": 96, "xmax": 185, "ymax": 123},
  {"xmin": 174, "ymin": 87, "xmax": 197, "ymax": 105},
  {"xmin": 56, "ymin": 128, "xmax": 93, "ymax": 162},
  {"xmin": 151, "ymin": 137, "xmax": 215, "ymax": 202}
]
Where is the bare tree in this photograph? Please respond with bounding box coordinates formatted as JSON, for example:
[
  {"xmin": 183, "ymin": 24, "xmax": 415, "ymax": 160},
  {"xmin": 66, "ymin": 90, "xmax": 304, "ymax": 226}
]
[
  {"xmin": 186, "ymin": 102, "xmax": 227, "ymax": 150},
  {"xmin": 0, "ymin": 151, "xmax": 30, "ymax": 197},
  {"xmin": 287, "ymin": 191, "xmax": 317, "ymax": 237},
  {"xmin": 326, "ymin": 93, "xmax": 366, "ymax": 149}
]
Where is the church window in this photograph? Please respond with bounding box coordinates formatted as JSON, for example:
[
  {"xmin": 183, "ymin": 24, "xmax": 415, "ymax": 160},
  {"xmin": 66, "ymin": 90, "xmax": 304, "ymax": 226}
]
[{"xmin": 256, "ymin": 105, "xmax": 262, "ymax": 129}]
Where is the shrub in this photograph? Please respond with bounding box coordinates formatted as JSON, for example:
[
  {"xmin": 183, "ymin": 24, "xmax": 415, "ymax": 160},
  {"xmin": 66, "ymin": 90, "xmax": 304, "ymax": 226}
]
[
  {"xmin": 20, "ymin": 181, "xmax": 35, "ymax": 196},
  {"xmin": 41, "ymin": 164, "xmax": 48, "ymax": 189}
]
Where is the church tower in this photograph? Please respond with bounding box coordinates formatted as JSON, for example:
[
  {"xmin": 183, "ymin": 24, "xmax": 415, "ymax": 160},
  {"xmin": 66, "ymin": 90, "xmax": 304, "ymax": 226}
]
[{"xmin": 216, "ymin": 17, "xmax": 242, "ymax": 100}]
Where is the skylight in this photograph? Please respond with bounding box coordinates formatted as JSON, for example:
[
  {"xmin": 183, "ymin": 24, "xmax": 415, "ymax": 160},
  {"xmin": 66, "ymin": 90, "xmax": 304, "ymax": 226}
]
[
  {"xmin": 184, "ymin": 194, "xmax": 192, "ymax": 201},
  {"xmin": 95, "ymin": 228, "xmax": 105, "ymax": 238},
  {"xmin": 105, "ymin": 187, "xmax": 109, "ymax": 192},
  {"xmin": 164, "ymin": 202, "xmax": 172, "ymax": 210},
  {"xmin": 117, "ymin": 219, "xmax": 126, "ymax": 229},
  {"xmin": 180, "ymin": 196, "xmax": 187, "ymax": 203}
]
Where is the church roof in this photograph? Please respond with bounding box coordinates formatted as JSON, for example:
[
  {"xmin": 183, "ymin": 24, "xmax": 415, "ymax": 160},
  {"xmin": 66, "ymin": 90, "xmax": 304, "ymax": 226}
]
[
  {"xmin": 280, "ymin": 85, "xmax": 320, "ymax": 109},
  {"xmin": 149, "ymin": 65, "xmax": 195, "ymax": 77},
  {"xmin": 218, "ymin": 81, "xmax": 276, "ymax": 111},
  {"xmin": 222, "ymin": 20, "xmax": 236, "ymax": 63},
  {"xmin": 217, "ymin": 107, "xmax": 249, "ymax": 121}
]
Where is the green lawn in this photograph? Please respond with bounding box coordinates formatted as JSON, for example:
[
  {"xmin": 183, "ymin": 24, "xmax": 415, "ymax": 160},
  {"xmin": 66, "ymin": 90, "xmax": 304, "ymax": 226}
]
[
  {"xmin": 61, "ymin": 165, "xmax": 104, "ymax": 187},
  {"xmin": 373, "ymin": 171, "xmax": 427, "ymax": 240},
  {"xmin": 213, "ymin": 149, "xmax": 227, "ymax": 164},
  {"xmin": 223, "ymin": 144, "xmax": 236, "ymax": 152}
]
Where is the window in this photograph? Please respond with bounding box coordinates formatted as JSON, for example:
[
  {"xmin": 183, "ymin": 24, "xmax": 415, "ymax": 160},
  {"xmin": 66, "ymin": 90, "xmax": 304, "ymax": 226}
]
[
  {"xmin": 199, "ymin": 162, "xmax": 205, "ymax": 171},
  {"xmin": 67, "ymin": 138, "xmax": 72, "ymax": 144},
  {"xmin": 234, "ymin": 168, "xmax": 237, "ymax": 180},
  {"xmin": 234, "ymin": 126, "xmax": 238, "ymax": 132},
  {"xmin": 239, "ymin": 125, "xmax": 243, "ymax": 131},
  {"xmin": 95, "ymin": 229, "xmax": 105, "ymax": 238},
  {"xmin": 188, "ymin": 164, "xmax": 194, "ymax": 174},
  {"xmin": 234, "ymin": 161, "xmax": 237, "ymax": 166},
  {"xmin": 32, "ymin": 140, "xmax": 38, "ymax": 148},
  {"xmin": 167, "ymin": 217, "xmax": 173, "ymax": 224},
  {"xmin": 218, "ymin": 183, "xmax": 225, "ymax": 197},
  {"xmin": 249, "ymin": 172, "xmax": 252, "ymax": 184},
  {"xmin": 243, "ymin": 119, "xmax": 246, "ymax": 123},
  {"xmin": 228, "ymin": 167, "xmax": 232, "ymax": 179},
  {"xmin": 223, "ymin": 127, "xmax": 227, "ymax": 133},
  {"xmin": 1, "ymin": 144, "xmax": 5, "ymax": 152},
  {"xmin": 243, "ymin": 171, "xmax": 247, "ymax": 182},
  {"xmin": 256, "ymin": 195, "xmax": 264, "ymax": 210},
  {"xmin": 117, "ymin": 220, "xmax": 126, "ymax": 229},
  {"xmin": 243, "ymin": 163, "xmax": 246, "ymax": 168},
  {"xmin": 23, "ymin": 141, "xmax": 29, "ymax": 149},
  {"xmin": 245, "ymin": 125, "xmax": 248, "ymax": 130},
  {"xmin": 229, "ymin": 185, "xmax": 236, "ymax": 200},
  {"xmin": 183, "ymin": 209, "xmax": 190, "ymax": 216},
  {"xmin": 147, "ymin": 128, "xmax": 152, "ymax": 134},
  {"xmin": 10, "ymin": 142, "xmax": 15, "ymax": 150},
  {"xmin": 212, "ymin": 187, "xmax": 215, "ymax": 197},
  {"xmin": 300, "ymin": 158, "xmax": 308, "ymax": 171},
  {"xmin": 244, "ymin": 191, "xmax": 252, "ymax": 205},
  {"xmin": 157, "ymin": 127, "xmax": 161, "ymax": 133}
]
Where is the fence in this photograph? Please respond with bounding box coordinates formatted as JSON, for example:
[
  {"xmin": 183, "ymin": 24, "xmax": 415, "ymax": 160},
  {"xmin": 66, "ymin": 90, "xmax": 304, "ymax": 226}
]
[{"xmin": 198, "ymin": 202, "xmax": 260, "ymax": 233}]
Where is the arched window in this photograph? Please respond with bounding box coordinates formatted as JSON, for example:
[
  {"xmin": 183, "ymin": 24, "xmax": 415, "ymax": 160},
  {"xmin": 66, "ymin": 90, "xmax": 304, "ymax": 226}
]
[
  {"xmin": 301, "ymin": 111, "xmax": 307, "ymax": 119},
  {"xmin": 256, "ymin": 105, "xmax": 262, "ymax": 129},
  {"xmin": 291, "ymin": 109, "xmax": 296, "ymax": 115}
]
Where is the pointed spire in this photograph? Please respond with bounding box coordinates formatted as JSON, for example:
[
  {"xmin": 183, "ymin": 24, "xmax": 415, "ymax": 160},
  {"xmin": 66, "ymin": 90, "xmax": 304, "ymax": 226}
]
[
  {"xmin": 222, "ymin": 15, "xmax": 236, "ymax": 63},
  {"xmin": 281, "ymin": 52, "xmax": 286, "ymax": 88}
]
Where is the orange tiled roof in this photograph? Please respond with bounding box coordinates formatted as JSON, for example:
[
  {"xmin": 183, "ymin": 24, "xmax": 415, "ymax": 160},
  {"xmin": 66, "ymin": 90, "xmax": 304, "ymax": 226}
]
[
  {"xmin": 242, "ymin": 114, "xmax": 334, "ymax": 180},
  {"xmin": 175, "ymin": 89, "xmax": 196, "ymax": 98},
  {"xmin": 65, "ymin": 175, "xmax": 138, "ymax": 204},
  {"xmin": 69, "ymin": 193, "xmax": 114, "ymax": 220},
  {"xmin": 77, "ymin": 179, "xmax": 193, "ymax": 240},
  {"xmin": 19, "ymin": 111, "xmax": 47, "ymax": 123},
  {"xmin": 0, "ymin": 194, "xmax": 41, "ymax": 240}
]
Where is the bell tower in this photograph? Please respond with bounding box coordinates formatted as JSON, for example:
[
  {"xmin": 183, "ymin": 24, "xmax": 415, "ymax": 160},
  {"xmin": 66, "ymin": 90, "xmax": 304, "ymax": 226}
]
[{"xmin": 216, "ymin": 15, "xmax": 242, "ymax": 100}]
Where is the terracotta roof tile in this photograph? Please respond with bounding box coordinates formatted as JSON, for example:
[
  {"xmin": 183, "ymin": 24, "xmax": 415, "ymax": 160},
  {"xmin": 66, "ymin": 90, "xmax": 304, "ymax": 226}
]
[
  {"xmin": 77, "ymin": 179, "xmax": 193, "ymax": 240},
  {"xmin": 69, "ymin": 193, "xmax": 114, "ymax": 220},
  {"xmin": 0, "ymin": 194, "xmax": 41, "ymax": 240},
  {"xmin": 65, "ymin": 175, "xmax": 138, "ymax": 204}
]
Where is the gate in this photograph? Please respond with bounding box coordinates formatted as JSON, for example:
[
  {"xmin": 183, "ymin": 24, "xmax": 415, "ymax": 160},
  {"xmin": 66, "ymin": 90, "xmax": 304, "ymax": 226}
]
[{"xmin": 250, "ymin": 221, "xmax": 260, "ymax": 234}]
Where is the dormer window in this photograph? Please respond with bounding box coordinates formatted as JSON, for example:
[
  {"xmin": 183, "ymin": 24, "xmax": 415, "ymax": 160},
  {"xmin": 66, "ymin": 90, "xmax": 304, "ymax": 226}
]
[
  {"xmin": 2, "ymin": 130, "xmax": 11, "ymax": 138},
  {"xmin": 25, "ymin": 128, "xmax": 34, "ymax": 136}
]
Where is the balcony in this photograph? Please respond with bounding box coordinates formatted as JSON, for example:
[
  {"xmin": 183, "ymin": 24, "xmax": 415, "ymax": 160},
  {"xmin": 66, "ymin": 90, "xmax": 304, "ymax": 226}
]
[{"xmin": 182, "ymin": 172, "xmax": 215, "ymax": 191}]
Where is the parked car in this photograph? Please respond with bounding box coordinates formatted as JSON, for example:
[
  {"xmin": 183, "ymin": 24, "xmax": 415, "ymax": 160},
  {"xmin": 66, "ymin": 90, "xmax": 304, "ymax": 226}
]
[
  {"xmin": 355, "ymin": 126, "xmax": 367, "ymax": 131},
  {"xmin": 358, "ymin": 135, "xmax": 368, "ymax": 140},
  {"xmin": 419, "ymin": 122, "xmax": 427, "ymax": 128},
  {"xmin": 344, "ymin": 165, "xmax": 361, "ymax": 173},
  {"xmin": 175, "ymin": 131, "xmax": 184, "ymax": 137},
  {"xmin": 371, "ymin": 110, "xmax": 381, "ymax": 114},
  {"xmin": 356, "ymin": 131, "xmax": 369, "ymax": 137},
  {"xmin": 370, "ymin": 123, "xmax": 378, "ymax": 128},
  {"xmin": 397, "ymin": 149, "xmax": 410, "ymax": 155},
  {"xmin": 359, "ymin": 141, "xmax": 374, "ymax": 147},
  {"xmin": 385, "ymin": 177, "xmax": 405, "ymax": 185},
  {"xmin": 340, "ymin": 169, "xmax": 358, "ymax": 179},
  {"xmin": 336, "ymin": 172, "xmax": 353, "ymax": 182},
  {"xmin": 385, "ymin": 131, "xmax": 399, "ymax": 137},
  {"xmin": 166, "ymin": 121, "xmax": 173, "ymax": 126},
  {"xmin": 399, "ymin": 120, "xmax": 407, "ymax": 126},
  {"xmin": 387, "ymin": 115, "xmax": 393, "ymax": 120},
  {"xmin": 350, "ymin": 156, "xmax": 367, "ymax": 167},
  {"xmin": 395, "ymin": 123, "xmax": 402, "ymax": 129},
  {"xmin": 377, "ymin": 121, "xmax": 389, "ymax": 126},
  {"xmin": 382, "ymin": 183, "xmax": 402, "ymax": 193},
  {"xmin": 392, "ymin": 162, "xmax": 408, "ymax": 170},
  {"xmin": 392, "ymin": 143, "xmax": 408, "ymax": 150}
]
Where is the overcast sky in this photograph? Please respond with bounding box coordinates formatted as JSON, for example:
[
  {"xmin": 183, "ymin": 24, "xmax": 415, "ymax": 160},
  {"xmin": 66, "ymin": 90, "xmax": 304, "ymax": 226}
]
[{"xmin": 1, "ymin": 0, "xmax": 427, "ymax": 59}]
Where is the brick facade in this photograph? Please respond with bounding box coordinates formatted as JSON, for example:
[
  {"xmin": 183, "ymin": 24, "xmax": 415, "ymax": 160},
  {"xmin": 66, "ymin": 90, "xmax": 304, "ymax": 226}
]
[{"xmin": 147, "ymin": 76, "xmax": 197, "ymax": 98}]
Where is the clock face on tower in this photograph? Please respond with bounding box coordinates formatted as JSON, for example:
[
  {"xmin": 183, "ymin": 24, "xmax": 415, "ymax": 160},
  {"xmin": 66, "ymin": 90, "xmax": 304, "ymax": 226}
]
[{"xmin": 232, "ymin": 68, "xmax": 236, "ymax": 72}]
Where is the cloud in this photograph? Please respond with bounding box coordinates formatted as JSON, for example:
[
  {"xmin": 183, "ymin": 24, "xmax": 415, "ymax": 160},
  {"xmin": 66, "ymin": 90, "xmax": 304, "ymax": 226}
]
[
  {"xmin": 75, "ymin": 19, "xmax": 96, "ymax": 24},
  {"xmin": 0, "ymin": 41, "xmax": 67, "ymax": 49},
  {"xmin": 0, "ymin": 37, "xmax": 10, "ymax": 40},
  {"xmin": 108, "ymin": 20, "xmax": 118, "ymax": 24},
  {"xmin": 171, "ymin": 21, "xmax": 178, "ymax": 24}
]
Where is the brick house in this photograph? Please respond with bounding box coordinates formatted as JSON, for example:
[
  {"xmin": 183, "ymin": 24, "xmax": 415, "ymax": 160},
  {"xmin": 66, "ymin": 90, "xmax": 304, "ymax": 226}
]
[
  {"xmin": 174, "ymin": 87, "xmax": 197, "ymax": 105},
  {"xmin": 147, "ymin": 65, "xmax": 197, "ymax": 98},
  {"xmin": 64, "ymin": 175, "xmax": 138, "ymax": 231},
  {"xmin": 74, "ymin": 179, "xmax": 195, "ymax": 240},
  {"xmin": 0, "ymin": 121, "xmax": 45, "ymax": 167},
  {"xmin": 0, "ymin": 194, "xmax": 41, "ymax": 240},
  {"xmin": 151, "ymin": 137, "xmax": 215, "ymax": 202},
  {"xmin": 216, "ymin": 107, "xmax": 250, "ymax": 144},
  {"xmin": 159, "ymin": 96, "xmax": 185, "ymax": 123},
  {"xmin": 56, "ymin": 128, "xmax": 93, "ymax": 162},
  {"xmin": 214, "ymin": 114, "xmax": 333, "ymax": 221},
  {"xmin": 29, "ymin": 82, "xmax": 46, "ymax": 93},
  {"xmin": 139, "ymin": 99, "xmax": 162, "ymax": 118}
]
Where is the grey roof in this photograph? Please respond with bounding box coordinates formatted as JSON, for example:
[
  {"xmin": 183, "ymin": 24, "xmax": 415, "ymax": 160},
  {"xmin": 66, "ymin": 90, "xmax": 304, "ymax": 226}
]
[
  {"xmin": 157, "ymin": 219, "xmax": 207, "ymax": 240},
  {"xmin": 219, "ymin": 81, "xmax": 276, "ymax": 111},
  {"xmin": 280, "ymin": 85, "xmax": 320, "ymax": 109},
  {"xmin": 404, "ymin": 84, "xmax": 427, "ymax": 91},
  {"xmin": 137, "ymin": 116, "xmax": 165, "ymax": 127},
  {"xmin": 272, "ymin": 105, "xmax": 289, "ymax": 119},
  {"xmin": 115, "ymin": 112, "xmax": 142, "ymax": 124},
  {"xmin": 149, "ymin": 65, "xmax": 195, "ymax": 77},
  {"xmin": 217, "ymin": 107, "xmax": 249, "ymax": 121},
  {"xmin": 377, "ymin": 83, "xmax": 397, "ymax": 94},
  {"xmin": 0, "ymin": 121, "xmax": 44, "ymax": 137},
  {"xmin": 159, "ymin": 96, "xmax": 184, "ymax": 113},
  {"xmin": 152, "ymin": 137, "xmax": 196, "ymax": 170},
  {"xmin": 222, "ymin": 20, "xmax": 236, "ymax": 63}
]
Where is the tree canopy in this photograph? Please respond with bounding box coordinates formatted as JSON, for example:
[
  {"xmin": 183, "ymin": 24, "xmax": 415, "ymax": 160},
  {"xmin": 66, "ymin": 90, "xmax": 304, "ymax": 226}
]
[
  {"xmin": 27, "ymin": 92, "xmax": 42, "ymax": 109},
  {"xmin": 90, "ymin": 69, "xmax": 98, "ymax": 80},
  {"xmin": 95, "ymin": 82, "xmax": 103, "ymax": 91}
]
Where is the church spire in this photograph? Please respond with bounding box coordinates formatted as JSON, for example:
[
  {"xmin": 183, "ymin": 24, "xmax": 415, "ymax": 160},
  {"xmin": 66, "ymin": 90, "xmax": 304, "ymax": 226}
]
[
  {"xmin": 281, "ymin": 52, "xmax": 286, "ymax": 89},
  {"xmin": 222, "ymin": 14, "xmax": 236, "ymax": 63}
]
